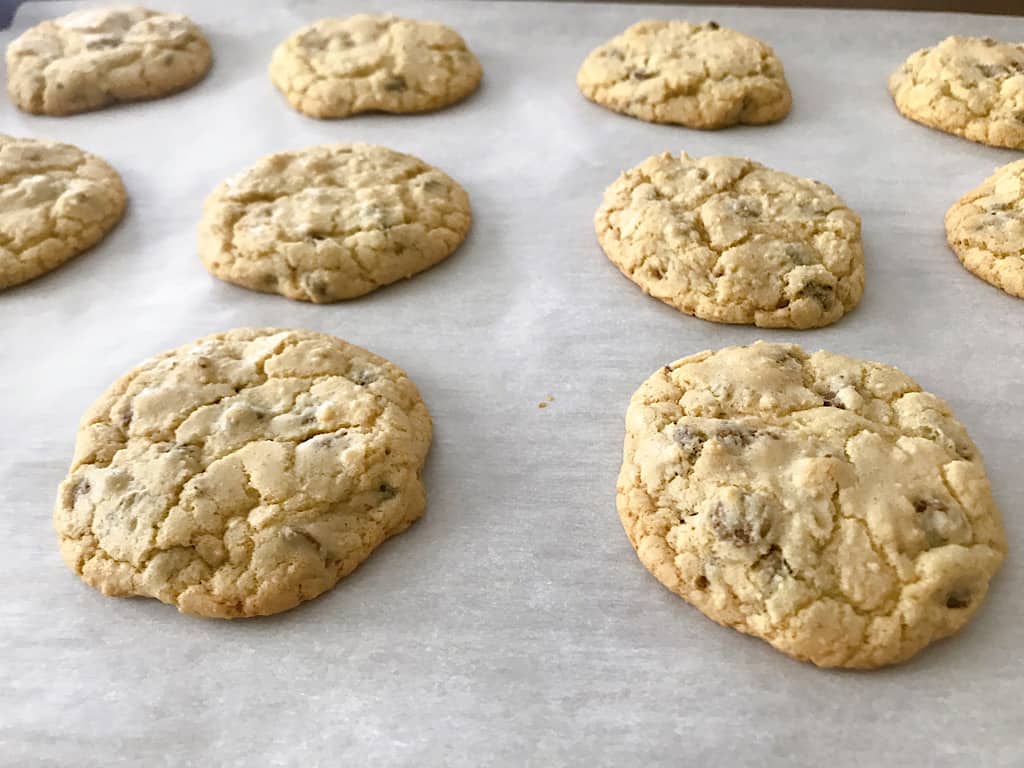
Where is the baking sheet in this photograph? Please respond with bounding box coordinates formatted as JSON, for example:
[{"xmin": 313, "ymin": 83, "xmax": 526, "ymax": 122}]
[{"xmin": 1, "ymin": 1, "xmax": 1022, "ymax": 765}]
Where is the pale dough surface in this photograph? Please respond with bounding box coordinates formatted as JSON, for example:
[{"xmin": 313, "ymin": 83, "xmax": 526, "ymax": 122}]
[
  {"xmin": 946, "ymin": 158, "xmax": 1024, "ymax": 299},
  {"xmin": 577, "ymin": 20, "xmax": 791, "ymax": 129},
  {"xmin": 270, "ymin": 14, "xmax": 482, "ymax": 118},
  {"xmin": 888, "ymin": 35, "xmax": 1024, "ymax": 149},
  {"xmin": 6, "ymin": 6, "xmax": 211, "ymax": 116},
  {"xmin": 198, "ymin": 143, "xmax": 471, "ymax": 303},
  {"xmin": 618, "ymin": 342, "xmax": 1006, "ymax": 668},
  {"xmin": 0, "ymin": 134, "xmax": 125, "ymax": 290},
  {"xmin": 54, "ymin": 328, "xmax": 433, "ymax": 619},
  {"xmin": 595, "ymin": 151, "xmax": 864, "ymax": 329}
]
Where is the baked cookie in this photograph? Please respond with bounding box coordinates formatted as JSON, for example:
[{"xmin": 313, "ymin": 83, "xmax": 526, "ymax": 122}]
[
  {"xmin": 595, "ymin": 152, "xmax": 864, "ymax": 329},
  {"xmin": 54, "ymin": 328, "xmax": 432, "ymax": 619},
  {"xmin": 0, "ymin": 134, "xmax": 125, "ymax": 290},
  {"xmin": 6, "ymin": 7, "xmax": 211, "ymax": 116},
  {"xmin": 577, "ymin": 20, "xmax": 791, "ymax": 129},
  {"xmin": 269, "ymin": 14, "xmax": 482, "ymax": 118},
  {"xmin": 618, "ymin": 342, "xmax": 1006, "ymax": 668},
  {"xmin": 889, "ymin": 36, "xmax": 1024, "ymax": 149},
  {"xmin": 198, "ymin": 143, "xmax": 471, "ymax": 303},
  {"xmin": 945, "ymin": 159, "xmax": 1024, "ymax": 298}
]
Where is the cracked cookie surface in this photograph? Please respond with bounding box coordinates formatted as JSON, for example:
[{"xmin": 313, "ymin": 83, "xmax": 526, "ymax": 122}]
[
  {"xmin": 198, "ymin": 143, "xmax": 471, "ymax": 303},
  {"xmin": 946, "ymin": 159, "xmax": 1024, "ymax": 299},
  {"xmin": 269, "ymin": 14, "xmax": 482, "ymax": 118},
  {"xmin": 888, "ymin": 36, "xmax": 1024, "ymax": 149},
  {"xmin": 596, "ymin": 152, "xmax": 864, "ymax": 329},
  {"xmin": 577, "ymin": 20, "xmax": 791, "ymax": 129},
  {"xmin": 618, "ymin": 342, "xmax": 1006, "ymax": 668},
  {"xmin": 54, "ymin": 328, "xmax": 432, "ymax": 619},
  {"xmin": 0, "ymin": 134, "xmax": 125, "ymax": 290},
  {"xmin": 6, "ymin": 6, "xmax": 211, "ymax": 116}
]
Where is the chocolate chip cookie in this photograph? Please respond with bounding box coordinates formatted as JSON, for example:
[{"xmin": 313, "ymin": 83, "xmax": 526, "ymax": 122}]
[
  {"xmin": 270, "ymin": 14, "xmax": 482, "ymax": 118},
  {"xmin": 198, "ymin": 143, "xmax": 471, "ymax": 303},
  {"xmin": 946, "ymin": 159, "xmax": 1024, "ymax": 298},
  {"xmin": 889, "ymin": 36, "xmax": 1024, "ymax": 149},
  {"xmin": 6, "ymin": 7, "xmax": 211, "ymax": 116},
  {"xmin": 577, "ymin": 20, "xmax": 791, "ymax": 129},
  {"xmin": 54, "ymin": 328, "xmax": 432, "ymax": 619},
  {"xmin": 618, "ymin": 342, "xmax": 1006, "ymax": 668},
  {"xmin": 595, "ymin": 152, "xmax": 864, "ymax": 329},
  {"xmin": 0, "ymin": 134, "xmax": 125, "ymax": 290}
]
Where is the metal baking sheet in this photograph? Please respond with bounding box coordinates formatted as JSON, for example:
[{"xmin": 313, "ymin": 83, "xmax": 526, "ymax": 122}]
[{"xmin": 1, "ymin": 1, "xmax": 1022, "ymax": 765}]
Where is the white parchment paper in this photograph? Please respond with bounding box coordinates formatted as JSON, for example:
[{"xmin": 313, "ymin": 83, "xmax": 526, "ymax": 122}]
[{"xmin": 1, "ymin": 1, "xmax": 1022, "ymax": 765}]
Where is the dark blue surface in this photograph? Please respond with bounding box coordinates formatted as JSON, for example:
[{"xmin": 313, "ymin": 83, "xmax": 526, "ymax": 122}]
[{"xmin": 1, "ymin": 0, "xmax": 22, "ymax": 29}]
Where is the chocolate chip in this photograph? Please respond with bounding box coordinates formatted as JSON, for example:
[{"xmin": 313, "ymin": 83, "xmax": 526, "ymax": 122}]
[
  {"xmin": 304, "ymin": 277, "xmax": 329, "ymax": 301},
  {"xmin": 384, "ymin": 75, "xmax": 407, "ymax": 92},
  {"xmin": 628, "ymin": 68, "xmax": 657, "ymax": 81},
  {"xmin": 662, "ymin": 365, "xmax": 672, "ymax": 375},
  {"xmin": 351, "ymin": 369, "xmax": 378, "ymax": 386},
  {"xmin": 945, "ymin": 589, "xmax": 971, "ymax": 609},
  {"xmin": 673, "ymin": 425, "xmax": 707, "ymax": 460},
  {"xmin": 713, "ymin": 424, "xmax": 757, "ymax": 449},
  {"xmin": 784, "ymin": 244, "xmax": 815, "ymax": 265},
  {"xmin": 914, "ymin": 498, "xmax": 959, "ymax": 548},
  {"xmin": 977, "ymin": 63, "xmax": 1006, "ymax": 78},
  {"xmin": 707, "ymin": 21, "xmax": 720, "ymax": 30},
  {"xmin": 822, "ymin": 391, "xmax": 845, "ymax": 409},
  {"xmin": 694, "ymin": 168, "xmax": 709, "ymax": 181},
  {"xmin": 695, "ymin": 575, "xmax": 710, "ymax": 589},
  {"xmin": 85, "ymin": 36, "xmax": 121, "ymax": 50},
  {"xmin": 708, "ymin": 500, "xmax": 770, "ymax": 546},
  {"xmin": 378, "ymin": 483, "xmax": 396, "ymax": 499},
  {"xmin": 731, "ymin": 198, "xmax": 762, "ymax": 218},
  {"xmin": 799, "ymin": 282, "xmax": 835, "ymax": 306},
  {"xmin": 71, "ymin": 479, "xmax": 91, "ymax": 503}
]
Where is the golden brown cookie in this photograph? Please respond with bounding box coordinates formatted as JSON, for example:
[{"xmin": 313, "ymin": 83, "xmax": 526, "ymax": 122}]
[
  {"xmin": 0, "ymin": 134, "xmax": 125, "ymax": 290},
  {"xmin": 198, "ymin": 143, "xmax": 471, "ymax": 303},
  {"xmin": 54, "ymin": 328, "xmax": 433, "ymax": 619},
  {"xmin": 595, "ymin": 152, "xmax": 864, "ymax": 329},
  {"xmin": 946, "ymin": 159, "xmax": 1024, "ymax": 298},
  {"xmin": 577, "ymin": 20, "xmax": 791, "ymax": 129},
  {"xmin": 618, "ymin": 342, "xmax": 1006, "ymax": 668},
  {"xmin": 889, "ymin": 36, "xmax": 1024, "ymax": 149},
  {"xmin": 270, "ymin": 14, "xmax": 481, "ymax": 118},
  {"xmin": 6, "ymin": 6, "xmax": 211, "ymax": 116}
]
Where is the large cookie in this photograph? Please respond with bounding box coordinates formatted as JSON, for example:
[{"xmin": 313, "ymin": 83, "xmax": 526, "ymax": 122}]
[
  {"xmin": 198, "ymin": 143, "xmax": 471, "ymax": 303},
  {"xmin": 269, "ymin": 14, "xmax": 482, "ymax": 118},
  {"xmin": 577, "ymin": 20, "xmax": 791, "ymax": 129},
  {"xmin": 618, "ymin": 342, "xmax": 1006, "ymax": 668},
  {"xmin": 0, "ymin": 134, "xmax": 125, "ymax": 290},
  {"xmin": 945, "ymin": 159, "xmax": 1024, "ymax": 299},
  {"xmin": 54, "ymin": 328, "xmax": 432, "ymax": 619},
  {"xmin": 595, "ymin": 152, "xmax": 864, "ymax": 329},
  {"xmin": 6, "ymin": 7, "xmax": 211, "ymax": 116},
  {"xmin": 889, "ymin": 36, "xmax": 1024, "ymax": 149}
]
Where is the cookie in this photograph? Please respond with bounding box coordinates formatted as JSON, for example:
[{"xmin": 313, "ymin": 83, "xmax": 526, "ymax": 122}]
[
  {"xmin": 888, "ymin": 36, "xmax": 1024, "ymax": 149},
  {"xmin": 54, "ymin": 328, "xmax": 432, "ymax": 619},
  {"xmin": 0, "ymin": 134, "xmax": 126, "ymax": 290},
  {"xmin": 595, "ymin": 152, "xmax": 864, "ymax": 329},
  {"xmin": 198, "ymin": 143, "xmax": 471, "ymax": 303},
  {"xmin": 945, "ymin": 159, "xmax": 1024, "ymax": 299},
  {"xmin": 618, "ymin": 342, "xmax": 1006, "ymax": 668},
  {"xmin": 577, "ymin": 20, "xmax": 791, "ymax": 129},
  {"xmin": 6, "ymin": 7, "xmax": 211, "ymax": 116},
  {"xmin": 269, "ymin": 14, "xmax": 482, "ymax": 118}
]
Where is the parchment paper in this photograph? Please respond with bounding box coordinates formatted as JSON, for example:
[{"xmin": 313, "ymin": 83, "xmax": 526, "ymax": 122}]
[{"xmin": 1, "ymin": 2, "xmax": 1022, "ymax": 765}]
